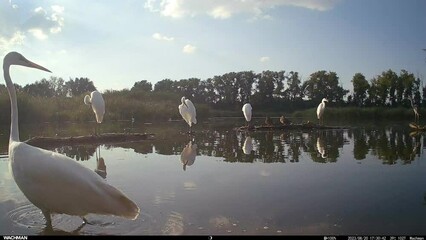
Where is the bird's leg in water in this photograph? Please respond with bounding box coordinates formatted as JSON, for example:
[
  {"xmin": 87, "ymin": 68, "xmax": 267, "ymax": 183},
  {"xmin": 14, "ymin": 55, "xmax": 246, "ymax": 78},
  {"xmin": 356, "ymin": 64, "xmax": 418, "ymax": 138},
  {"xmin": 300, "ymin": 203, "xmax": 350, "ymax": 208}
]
[{"xmin": 42, "ymin": 209, "xmax": 52, "ymax": 230}]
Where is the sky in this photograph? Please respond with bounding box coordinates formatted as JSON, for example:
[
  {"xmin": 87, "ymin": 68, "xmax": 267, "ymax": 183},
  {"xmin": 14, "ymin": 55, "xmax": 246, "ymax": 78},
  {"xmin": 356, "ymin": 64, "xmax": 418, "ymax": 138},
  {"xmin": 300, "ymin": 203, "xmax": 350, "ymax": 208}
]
[{"xmin": 1, "ymin": 0, "xmax": 426, "ymax": 93}]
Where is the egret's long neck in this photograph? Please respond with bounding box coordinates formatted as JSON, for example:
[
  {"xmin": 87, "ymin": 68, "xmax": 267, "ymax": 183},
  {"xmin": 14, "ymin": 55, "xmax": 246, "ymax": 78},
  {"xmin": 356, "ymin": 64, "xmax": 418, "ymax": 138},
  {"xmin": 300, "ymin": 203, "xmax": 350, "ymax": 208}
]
[{"xmin": 3, "ymin": 66, "xmax": 19, "ymax": 142}]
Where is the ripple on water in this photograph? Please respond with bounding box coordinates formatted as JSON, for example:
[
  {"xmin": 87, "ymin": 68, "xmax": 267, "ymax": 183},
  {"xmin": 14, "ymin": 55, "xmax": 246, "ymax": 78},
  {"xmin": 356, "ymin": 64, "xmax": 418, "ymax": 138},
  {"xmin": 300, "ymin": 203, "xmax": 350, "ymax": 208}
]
[{"xmin": 7, "ymin": 203, "xmax": 153, "ymax": 235}]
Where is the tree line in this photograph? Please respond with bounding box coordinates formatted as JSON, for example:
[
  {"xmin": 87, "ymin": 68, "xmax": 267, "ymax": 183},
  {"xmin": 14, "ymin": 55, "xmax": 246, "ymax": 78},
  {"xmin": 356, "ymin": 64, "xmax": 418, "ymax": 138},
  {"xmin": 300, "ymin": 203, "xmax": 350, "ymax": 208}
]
[{"xmin": 0, "ymin": 69, "xmax": 424, "ymax": 124}]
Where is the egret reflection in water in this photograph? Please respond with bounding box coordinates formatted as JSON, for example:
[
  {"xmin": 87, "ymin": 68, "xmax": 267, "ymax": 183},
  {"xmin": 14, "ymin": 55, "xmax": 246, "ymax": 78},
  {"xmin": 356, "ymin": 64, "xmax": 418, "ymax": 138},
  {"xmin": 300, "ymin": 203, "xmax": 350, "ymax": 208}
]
[
  {"xmin": 316, "ymin": 136, "xmax": 326, "ymax": 159},
  {"xmin": 94, "ymin": 146, "xmax": 107, "ymax": 179},
  {"xmin": 242, "ymin": 136, "xmax": 253, "ymax": 155},
  {"xmin": 180, "ymin": 141, "xmax": 197, "ymax": 171}
]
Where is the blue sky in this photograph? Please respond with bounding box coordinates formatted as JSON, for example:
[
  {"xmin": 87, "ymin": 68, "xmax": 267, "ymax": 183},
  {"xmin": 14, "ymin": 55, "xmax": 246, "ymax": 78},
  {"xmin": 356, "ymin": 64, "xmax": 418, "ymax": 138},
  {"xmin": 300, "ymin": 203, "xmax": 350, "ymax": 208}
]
[{"xmin": 1, "ymin": 0, "xmax": 425, "ymax": 92}]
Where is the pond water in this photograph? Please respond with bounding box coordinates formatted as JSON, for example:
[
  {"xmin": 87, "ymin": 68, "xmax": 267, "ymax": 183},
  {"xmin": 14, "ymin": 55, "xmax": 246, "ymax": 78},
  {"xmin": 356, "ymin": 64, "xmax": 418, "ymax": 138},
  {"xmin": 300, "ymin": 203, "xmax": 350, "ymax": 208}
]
[{"xmin": 0, "ymin": 121, "xmax": 425, "ymax": 235}]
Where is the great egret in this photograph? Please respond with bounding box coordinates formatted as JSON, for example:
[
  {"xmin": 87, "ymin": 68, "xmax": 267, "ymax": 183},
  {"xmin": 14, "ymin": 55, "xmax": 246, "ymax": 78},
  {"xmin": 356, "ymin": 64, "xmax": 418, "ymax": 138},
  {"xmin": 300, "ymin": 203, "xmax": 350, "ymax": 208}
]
[
  {"xmin": 408, "ymin": 97, "xmax": 420, "ymax": 124},
  {"xmin": 178, "ymin": 97, "xmax": 197, "ymax": 133},
  {"xmin": 242, "ymin": 103, "xmax": 252, "ymax": 127},
  {"xmin": 84, "ymin": 91, "xmax": 105, "ymax": 135},
  {"xmin": 316, "ymin": 98, "xmax": 328, "ymax": 125},
  {"xmin": 264, "ymin": 116, "xmax": 273, "ymax": 126},
  {"xmin": 3, "ymin": 52, "xmax": 139, "ymax": 229},
  {"xmin": 180, "ymin": 140, "xmax": 197, "ymax": 171}
]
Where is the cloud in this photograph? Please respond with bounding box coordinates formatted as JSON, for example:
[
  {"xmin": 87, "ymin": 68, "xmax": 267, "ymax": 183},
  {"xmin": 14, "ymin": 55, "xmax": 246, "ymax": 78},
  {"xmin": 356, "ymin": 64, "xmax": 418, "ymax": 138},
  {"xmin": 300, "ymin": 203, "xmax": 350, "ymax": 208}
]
[
  {"xmin": 182, "ymin": 44, "xmax": 196, "ymax": 54},
  {"xmin": 0, "ymin": 32, "xmax": 25, "ymax": 54},
  {"xmin": 152, "ymin": 32, "xmax": 175, "ymax": 41},
  {"xmin": 28, "ymin": 28, "xmax": 48, "ymax": 40},
  {"xmin": 144, "ymin": 0, "xmax": 340, "ymax": 19},
  {"xmin": 0, "ymin": 2, "xmax": 65, "ymax": 54},
  {"xmin": 260, "ymin": 56, "xmax": 270, "ymax": 62}
]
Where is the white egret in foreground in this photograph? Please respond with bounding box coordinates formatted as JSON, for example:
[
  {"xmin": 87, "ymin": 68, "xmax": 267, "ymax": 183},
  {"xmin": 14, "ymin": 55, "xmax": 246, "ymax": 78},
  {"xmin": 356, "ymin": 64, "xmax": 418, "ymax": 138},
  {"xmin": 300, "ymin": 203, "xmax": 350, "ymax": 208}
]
[
  {"xmin": 242, "ymin": 103, "xmax": 252, "ymax": 127},
  {"xmin": 84, "ymin": 91, "xmax": 105, "ymax": 135},
  {"xmin": 4, "ymin": 52, "xmax": 139, "ymax": 229},
  {"xmin": 316, "ymin": 98, "xmax": 328, "ymax": 125},
  {"xmin": 178, "ymin": 97, "xmax": 197, "ymax": 133}
]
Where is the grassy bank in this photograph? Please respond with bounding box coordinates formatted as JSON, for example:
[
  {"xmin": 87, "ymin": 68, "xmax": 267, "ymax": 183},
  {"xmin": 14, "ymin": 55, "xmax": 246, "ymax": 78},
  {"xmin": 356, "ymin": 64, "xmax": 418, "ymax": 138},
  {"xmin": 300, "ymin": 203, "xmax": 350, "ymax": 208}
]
[
  {"xmin": 292, "ymin": 107, "xmax": 425, "ymax": 123},
  {"xmin": 0, "ymin": 92, "xmax": 423, "ymax": 125}
]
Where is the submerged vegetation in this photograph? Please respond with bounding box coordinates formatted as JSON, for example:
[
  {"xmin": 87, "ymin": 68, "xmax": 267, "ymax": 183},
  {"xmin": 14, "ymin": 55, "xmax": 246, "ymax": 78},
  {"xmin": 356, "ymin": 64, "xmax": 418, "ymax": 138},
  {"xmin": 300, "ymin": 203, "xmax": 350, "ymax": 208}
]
[{"xmin": 0, "ymin": 68, "xmax": 425, "ymax": 124}]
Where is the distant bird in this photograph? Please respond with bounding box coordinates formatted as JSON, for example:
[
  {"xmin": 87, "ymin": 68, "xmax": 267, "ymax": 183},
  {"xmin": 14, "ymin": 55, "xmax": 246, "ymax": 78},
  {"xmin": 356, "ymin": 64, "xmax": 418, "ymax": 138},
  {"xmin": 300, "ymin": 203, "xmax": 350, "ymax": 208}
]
[
  {"xmin": 84, "ymin": 91, "xmax": 105, "ymax": 135},
  {"xmin": 316, "ymin": 98, "xmax": 328, "ymax": 125},
  {"xmin": 4, "ymin": 52, "xmax": 139, "ymax": 229},
  {"xmin": 265, "ymin": 116, "xmax": 273, "ymax": 126},
  {"xmin": 279, "ymin": 115, "xmax": 291, "ymax": 125},
  {"xmin": 408, "ymin": 97, "xmax": 420, "ymax": 124},
  {"xmin": 242, "ymin": 103, "xmax": 252, "ymax": 127},
  {"xmin": 242, "ymin": 136, "xmax": 253, "ymax": 155},
  {"xmin": 180, "ymin": 141, "xmax": 197, "ymax": 171},
  {"xmin": 178, "ymin": 97, "xmax": 197, "ymax": 133}
]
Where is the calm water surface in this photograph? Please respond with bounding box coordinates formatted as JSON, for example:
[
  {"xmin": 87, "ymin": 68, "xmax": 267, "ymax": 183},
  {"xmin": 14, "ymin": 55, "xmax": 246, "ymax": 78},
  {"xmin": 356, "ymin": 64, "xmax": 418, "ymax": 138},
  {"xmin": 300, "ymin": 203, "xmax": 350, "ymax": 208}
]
[{"xmin": 0, "ymin": 121, "xmax": 425, "ymax": 235}]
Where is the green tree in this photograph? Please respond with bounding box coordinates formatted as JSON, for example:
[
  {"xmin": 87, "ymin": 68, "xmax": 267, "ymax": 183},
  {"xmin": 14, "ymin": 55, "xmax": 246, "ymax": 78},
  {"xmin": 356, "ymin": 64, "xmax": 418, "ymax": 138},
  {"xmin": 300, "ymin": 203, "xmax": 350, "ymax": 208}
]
[
  {"xmin": 65, "ymin": 77, "xmax": 96, "ymax": 97},
  {"xmin": 253, "ymin": 71, "xmax": 275, "ymax": 106},
  {"xmin": 23, "ymin": 78, "xmax": 55, "ymax": 97},
  {"xmin": 154, "ymin": 79, "xmax": 175, "ymax": 92},
  {"xmin": 285, "ymin": 71, "xmax": 302, "ymax": 101},
  {"xmin": 303, "ymin": 70, "xmax": 348, "ymax": 103},
  {"xmin": 131, "ymin": 80, "xmax": 152, "ymax": 92},
  {"xmin": 351, "ymin": 73, "xmax": 369, "ymax": 106}
]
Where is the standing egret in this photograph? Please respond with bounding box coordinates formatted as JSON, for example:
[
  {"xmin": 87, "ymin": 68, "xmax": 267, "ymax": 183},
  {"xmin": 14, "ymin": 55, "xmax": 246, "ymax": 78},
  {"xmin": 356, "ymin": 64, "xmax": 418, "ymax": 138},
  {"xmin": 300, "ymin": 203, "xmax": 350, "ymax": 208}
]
[
  {"xmin": 242, "ymin": 103, "xmax": 252, "ymax": 127},
  {"xmin": 84, "ymin": 90, "xmax": 105, "ymax": 135},
  {"xmin": 180, "ymin": 140, "xmax": 197, "ymax": 171},
  {"xmin": 3, "ymin": 52, "xmax": 139, "ymax": 229},
  {"xmin": 316, "ymin": 98, "xmax": 328, "ymax": 126},
  {"xmin": 178, "ymin": 97, "xmax": 197, "ymax": 133},
  {"xmin": 408, "ymin": 97, "xmax": 420, "ymax": 124}
]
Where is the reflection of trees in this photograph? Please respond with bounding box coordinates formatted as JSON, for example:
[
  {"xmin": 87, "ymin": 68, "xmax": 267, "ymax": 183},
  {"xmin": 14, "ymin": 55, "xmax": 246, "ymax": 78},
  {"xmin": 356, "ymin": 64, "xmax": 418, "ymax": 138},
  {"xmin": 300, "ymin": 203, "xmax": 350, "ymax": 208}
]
[
  {"xmin": 359, "ymin": 127, "xmax": 422, "ymax": 164},
  {"xmin": 54, "ymin": 145, "xmax": 97, "ymax": 161},
  {"xmin": 351, "ymin": 128, "xmax": 369, "ymax": 160},
  {"xmin": 304, "ymin": 130, "xmax": 344, "ymax": 163},
  {"xmin": 41, "ymin": 126, "xmax": 424, "ymax": 165}
]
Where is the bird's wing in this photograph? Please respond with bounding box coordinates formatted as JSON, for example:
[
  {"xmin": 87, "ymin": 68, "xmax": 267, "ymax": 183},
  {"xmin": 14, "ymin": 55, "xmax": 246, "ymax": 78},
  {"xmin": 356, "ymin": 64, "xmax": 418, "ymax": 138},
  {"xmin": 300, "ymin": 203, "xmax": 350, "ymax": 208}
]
[
  {"xmin": 185, "ymin": 99, "xmax": 197, "ymax": 124},
  {"xmin": 242, "ymin": 104, "xmax": 252, "ymax": 122},
  {"xmin": 91, "ymin": 92, "xmax": 106, "ymax": 123},
  {"xmin": 316, "ymin": 103, "xmax": 322, "ymax": 119},
  {"xmin": 9, "ymin": 142, "xmax": 139, "ymax": 219},
  {"xmin": 178, "ymin": 104, "xmax": 191, "ymax": 125}
]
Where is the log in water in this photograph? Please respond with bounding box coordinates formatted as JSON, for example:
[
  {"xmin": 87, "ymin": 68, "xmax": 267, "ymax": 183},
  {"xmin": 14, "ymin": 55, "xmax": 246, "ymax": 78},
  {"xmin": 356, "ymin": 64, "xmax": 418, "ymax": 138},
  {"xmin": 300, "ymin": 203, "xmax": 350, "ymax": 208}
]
[
  {"xmin": 235, "ymin": 123, "xmax": 349, "ymax": 131},
  {"xmin": 25, "ymin": 133, "xmax": 155, "ymax": 148}
]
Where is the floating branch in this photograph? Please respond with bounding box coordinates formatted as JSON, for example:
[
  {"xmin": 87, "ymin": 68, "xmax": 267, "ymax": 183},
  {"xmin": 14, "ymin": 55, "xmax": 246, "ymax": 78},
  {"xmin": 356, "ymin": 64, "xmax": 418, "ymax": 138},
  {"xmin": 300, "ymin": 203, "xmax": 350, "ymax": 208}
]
[
  {"xmin": 235, "ymin": 123, "xmax": 349, "ymax": 132},
  {"xmin": 25, "ymin": 133, "xmax": 155, "ymax": 148}
]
